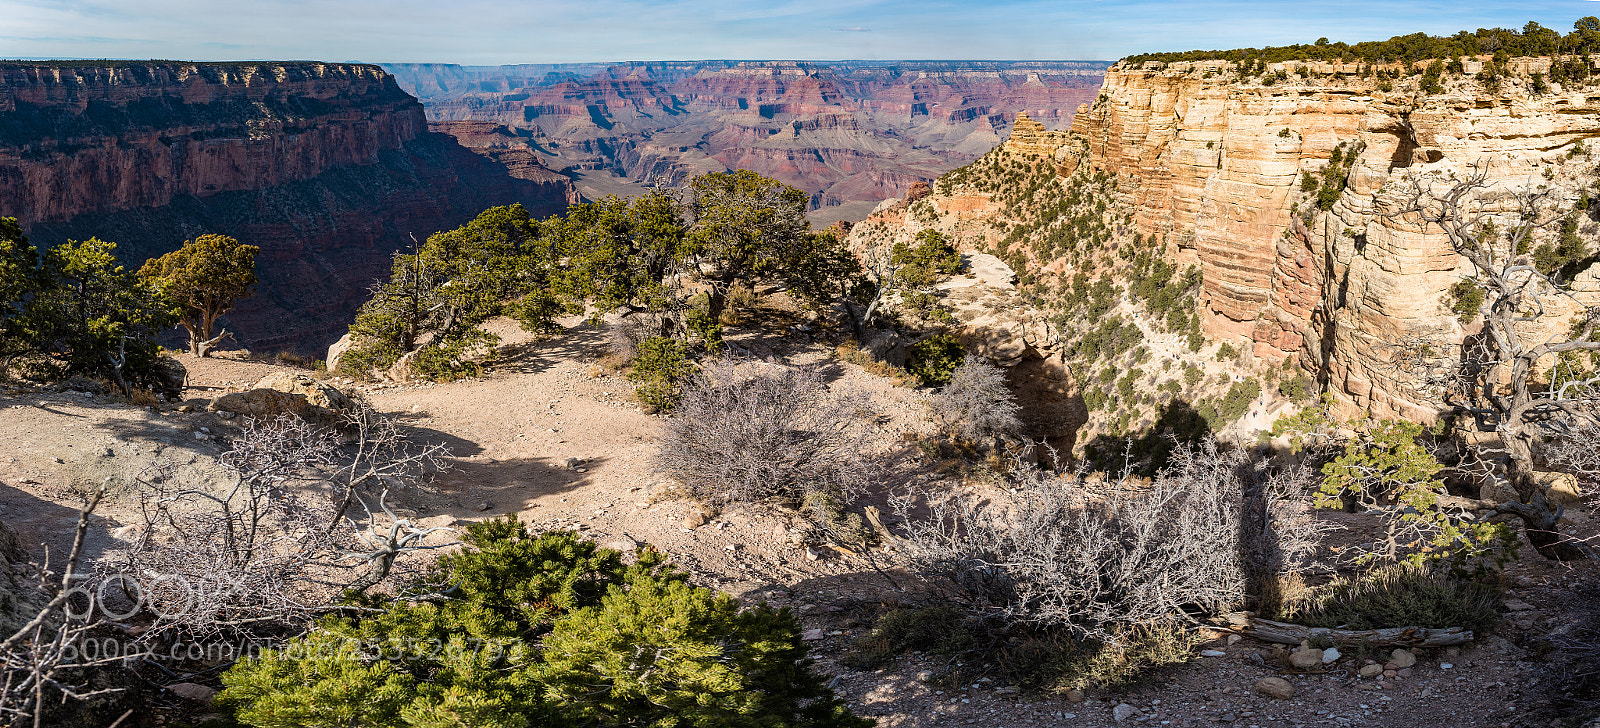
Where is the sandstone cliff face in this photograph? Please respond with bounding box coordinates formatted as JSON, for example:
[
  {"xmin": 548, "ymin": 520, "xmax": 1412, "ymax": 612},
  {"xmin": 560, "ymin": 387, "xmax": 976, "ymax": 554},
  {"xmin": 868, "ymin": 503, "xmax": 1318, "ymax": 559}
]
[
  {"xmin": 1061, "ymin": 60, "xmax": 1600, "ymax": 419},
  {"xmin": 1, "ymin": 62, "xmax": 576, "ymax": 353}
]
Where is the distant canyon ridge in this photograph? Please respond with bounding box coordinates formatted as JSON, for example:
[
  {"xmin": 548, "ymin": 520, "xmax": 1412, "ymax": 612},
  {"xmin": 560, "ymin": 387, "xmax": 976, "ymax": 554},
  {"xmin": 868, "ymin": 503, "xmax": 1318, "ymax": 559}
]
[{"xmin": 383, "ymin": 61, "xmax": 1109, "ymax": 225}]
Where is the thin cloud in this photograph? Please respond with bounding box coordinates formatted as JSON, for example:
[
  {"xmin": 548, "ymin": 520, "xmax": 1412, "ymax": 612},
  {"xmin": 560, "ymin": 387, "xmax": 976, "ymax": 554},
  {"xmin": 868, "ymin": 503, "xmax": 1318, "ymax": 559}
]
[{"xmin": 833, "ymin": 27, "xmax": 872, "ymax": 32}]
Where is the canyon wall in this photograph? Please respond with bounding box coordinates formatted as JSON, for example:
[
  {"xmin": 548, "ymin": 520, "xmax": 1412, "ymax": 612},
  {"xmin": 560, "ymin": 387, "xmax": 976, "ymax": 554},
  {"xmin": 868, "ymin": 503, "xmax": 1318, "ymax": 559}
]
[
  {"xmin": 1051, "ymin": 59, "xmax": 1600, "ymax": 419},
  {"xmin": 0, "ymin": 61, "xmax": 575, "ymax": 353},
  {"xmin": 384, "ymin": 61, "xmax": 1108, "ymax": 225}
]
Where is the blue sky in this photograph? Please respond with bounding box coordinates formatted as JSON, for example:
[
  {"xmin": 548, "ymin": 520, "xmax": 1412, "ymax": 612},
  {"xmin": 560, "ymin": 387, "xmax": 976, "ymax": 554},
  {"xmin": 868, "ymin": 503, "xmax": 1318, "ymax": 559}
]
[{"xmin": 3, "ymin": 1, "xmax": 1599, "ymax": 64}]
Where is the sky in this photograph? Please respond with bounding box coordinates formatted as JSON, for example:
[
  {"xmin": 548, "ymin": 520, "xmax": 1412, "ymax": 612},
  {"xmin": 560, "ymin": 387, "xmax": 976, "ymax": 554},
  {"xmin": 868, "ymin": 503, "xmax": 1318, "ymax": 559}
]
[{"xmin": 4, "ymin": 1, "xmax": 1600, "ymax": 65}]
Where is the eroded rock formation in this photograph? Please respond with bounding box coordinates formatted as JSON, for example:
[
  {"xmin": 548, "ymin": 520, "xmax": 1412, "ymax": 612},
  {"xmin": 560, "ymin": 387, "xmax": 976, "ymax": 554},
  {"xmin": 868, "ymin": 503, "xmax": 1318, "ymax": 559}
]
[
  {"xmin": 0, "ymin": 61, "xmax": 576, "ymax": 353},
  {"xmin": 1064, "ymin": 58, "xmax": 1600, "ymax": 419},
  {"xmin": 384, "ymin": 61, "xmax": 1108, "ymax": 224}
]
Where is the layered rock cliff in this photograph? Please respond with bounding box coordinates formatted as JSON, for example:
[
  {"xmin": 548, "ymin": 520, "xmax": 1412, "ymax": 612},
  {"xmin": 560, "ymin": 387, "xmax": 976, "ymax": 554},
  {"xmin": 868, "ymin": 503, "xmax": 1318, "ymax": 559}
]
[
  {"xmin": 385, "ymin": 61, "xmax": 1107, "ymax": 224},
  {"xmin": 0, "ymin": 62, "xmax": 576, "ymax": 353},
  {"xmin": 863, "ymin": 59, "xmax": 1600, "ymax": 432},
  {"xmin": 1064, "ymin": 58, "xmax": 1600, "ymax": 419}
]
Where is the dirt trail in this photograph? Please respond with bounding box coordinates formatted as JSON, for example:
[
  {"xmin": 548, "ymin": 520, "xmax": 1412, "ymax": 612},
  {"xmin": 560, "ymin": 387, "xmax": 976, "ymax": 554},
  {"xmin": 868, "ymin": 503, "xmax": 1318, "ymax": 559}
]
[{"xmin": 0, "ymin": 315, "xmax": 1590, "ymax": 727}]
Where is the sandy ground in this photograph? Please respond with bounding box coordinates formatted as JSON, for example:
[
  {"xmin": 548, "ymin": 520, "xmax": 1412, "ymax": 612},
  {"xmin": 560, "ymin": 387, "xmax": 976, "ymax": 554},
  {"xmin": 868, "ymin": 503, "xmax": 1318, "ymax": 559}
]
[{"xmin": 0, "ymin": 313, "xmax": 1595, "ymax": 727}]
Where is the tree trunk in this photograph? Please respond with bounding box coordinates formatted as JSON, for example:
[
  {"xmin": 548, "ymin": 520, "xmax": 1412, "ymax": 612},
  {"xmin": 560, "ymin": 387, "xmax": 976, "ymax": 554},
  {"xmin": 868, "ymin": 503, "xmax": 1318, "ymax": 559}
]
[{"xmin": 1500, "ymin": 436, "xmax": 1594, "ymax": 560}]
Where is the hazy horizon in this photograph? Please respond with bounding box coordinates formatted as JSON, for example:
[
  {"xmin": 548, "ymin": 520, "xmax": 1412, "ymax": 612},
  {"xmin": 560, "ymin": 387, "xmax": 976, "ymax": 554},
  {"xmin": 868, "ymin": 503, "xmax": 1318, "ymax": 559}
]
[{"xmin": 3, "ymin": 1, "xmax": 1598, "ymax": 66}]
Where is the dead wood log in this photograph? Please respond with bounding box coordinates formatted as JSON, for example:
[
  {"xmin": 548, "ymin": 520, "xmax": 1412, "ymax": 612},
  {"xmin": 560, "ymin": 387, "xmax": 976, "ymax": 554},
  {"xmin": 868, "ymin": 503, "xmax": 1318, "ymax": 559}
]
[{"xmin": 1219, "ymin": 612, "xmax": 1473, "ymax": 647}]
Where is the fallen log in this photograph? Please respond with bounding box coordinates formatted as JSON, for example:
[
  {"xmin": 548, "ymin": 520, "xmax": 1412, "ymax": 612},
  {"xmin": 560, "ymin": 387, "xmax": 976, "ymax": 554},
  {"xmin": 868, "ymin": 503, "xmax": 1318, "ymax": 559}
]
[{"xmin": 1218, "ymin": 612, "xmax": 1473, "ymax": 647}]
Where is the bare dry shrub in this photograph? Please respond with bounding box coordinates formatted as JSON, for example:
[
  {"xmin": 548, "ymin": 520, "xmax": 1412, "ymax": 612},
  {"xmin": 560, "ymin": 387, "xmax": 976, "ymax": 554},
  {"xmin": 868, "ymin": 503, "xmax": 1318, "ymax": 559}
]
[
  {"xmin": 654, "ymin": 359, "xmax": 877, "ymax": 508},
  {"xmin": 608, "ymin": 312, "xmax": 670, "ymax": 364},
  {"xmin": 927, "ymin": 355, "xmax": 1022, "ymax": 441},
  {"xmin": 97, "ymin": 409, "xmax": 452, "ymax": 644},
  {"xmin": 895, "ymin": 441, "xmax": 1327, "ymax": 641}
]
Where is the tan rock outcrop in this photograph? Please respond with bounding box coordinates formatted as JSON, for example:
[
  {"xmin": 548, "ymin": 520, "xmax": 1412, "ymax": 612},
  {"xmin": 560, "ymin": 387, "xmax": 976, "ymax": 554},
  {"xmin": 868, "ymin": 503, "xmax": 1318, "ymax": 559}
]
[{"xmin": 1051, "ymin": 60, "xmax": 1600, "ymax": 419}]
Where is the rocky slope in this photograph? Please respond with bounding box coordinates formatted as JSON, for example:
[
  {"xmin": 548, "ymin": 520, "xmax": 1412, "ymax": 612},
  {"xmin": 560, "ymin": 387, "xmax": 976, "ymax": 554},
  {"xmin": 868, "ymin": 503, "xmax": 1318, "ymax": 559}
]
[
  {"xmin": 860, "ymin": 58, "xmax": 1600, "ymax": 428},
  {"xmin": 384, "ymin": 61, "xmax": 1107, "ymax": 224},
  {"xmin": 1064, "ymin": 57, "xmax": 1600, "ymax": 420},
  {"xmin": 0, "ymin": 61, "xmax": 576, "ymax": 354}
]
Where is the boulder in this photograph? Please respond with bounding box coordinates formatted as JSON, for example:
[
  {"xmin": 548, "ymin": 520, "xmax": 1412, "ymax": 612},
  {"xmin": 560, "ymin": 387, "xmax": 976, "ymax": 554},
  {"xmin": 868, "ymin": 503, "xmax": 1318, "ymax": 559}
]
[
  {"xmin": 210, "ymin": 388, "xmax": 311, "ymax": 420},
  {"xmin": 325, "ymin": 332, "xmax": 354, "ymax": 374},
  {"xmin": 861, "ymin": 328, "xmax": 906, "ymax": 367},
  {"xmin": 211, "ymin": 373, "xmax": 354, "ymax": 423},
  {"xmin": 253, "ymin": 372, "xmax": 354, "ymax": 417}
]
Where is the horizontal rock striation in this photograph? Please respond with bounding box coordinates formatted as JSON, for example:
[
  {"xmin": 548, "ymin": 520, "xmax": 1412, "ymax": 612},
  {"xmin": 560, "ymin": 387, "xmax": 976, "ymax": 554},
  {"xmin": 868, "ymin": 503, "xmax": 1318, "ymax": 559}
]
[
  {"xmin": 1, "ymin": 61, "xmax": 576, "ymax": 353},
  {"xmin": 386, "ymin": 60, "xmax": 1107, "ymax": 224},
  {"xmin": 1055, "ymin": 59, "xmax": 1600, "ymax": 418}
]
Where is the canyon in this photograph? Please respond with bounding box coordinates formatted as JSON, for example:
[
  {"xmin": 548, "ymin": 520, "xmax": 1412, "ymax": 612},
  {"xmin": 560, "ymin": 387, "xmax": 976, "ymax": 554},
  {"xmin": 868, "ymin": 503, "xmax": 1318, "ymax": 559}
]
[
  {"xmin": 0, "ymin": 61, "xmax": 576, "ymax": 354},
  {"xmin": 865, "ymin": 58, "xmax": 1600, "ymax": 425},
  {"xmin": 383, "ymin": 61, "xmax": 1108, "ymax": 225}
]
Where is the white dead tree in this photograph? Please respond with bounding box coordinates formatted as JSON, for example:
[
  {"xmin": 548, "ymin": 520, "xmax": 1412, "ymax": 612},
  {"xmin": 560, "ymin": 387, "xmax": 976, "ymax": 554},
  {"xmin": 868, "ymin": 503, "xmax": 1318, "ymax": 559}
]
[
  {"xmin": 102, "ymin": 405, "xmax": 453, "ymax": 643},
  {"xmin": 1381, "ymin": 162, "xmax": 1600, "ymax": 559},
  {"xmin": 0, "ymin": 491, "xmax": 127, "ymax": 728}
]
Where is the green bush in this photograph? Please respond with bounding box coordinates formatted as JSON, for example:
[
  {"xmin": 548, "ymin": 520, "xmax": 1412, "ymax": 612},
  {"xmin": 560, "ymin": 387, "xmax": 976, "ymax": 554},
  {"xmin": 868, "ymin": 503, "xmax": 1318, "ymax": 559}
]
[
  {"xmin": 841, "ymin": 606, "xmax": 976, "ymax": 670},
  {"xmin": 1449, "ymin": 279, "xmax": 1484, "ymax": 324},
  {"xmin": 628, "ymin": 336, "xmax": 693, "ymax": 412},
  {"xmin": 220, "ymin": 521, "xmax": 869, "ymax": 728},
  {"xmin": 1215, "ymin": 341, "xmax": 1239, "ymax": 362},
  {"xmin": 1279, "ymin": 374, "xmax": 1315, "ymax": 403},
  {"xmin": 907, "ymin": 333, "xmax": 965, "ymax": 386},
  {"xmin": 1273, "ymin": 564, "xmax": 1500, "ymax": 635}
]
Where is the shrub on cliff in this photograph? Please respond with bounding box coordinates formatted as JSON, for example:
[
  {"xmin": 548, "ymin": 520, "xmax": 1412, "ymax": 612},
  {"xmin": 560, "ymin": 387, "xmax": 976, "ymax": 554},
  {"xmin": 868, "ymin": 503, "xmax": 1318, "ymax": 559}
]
[
  {"xmin": 218, "ymin": 521, "xmax": 870, "ymax": 728},
  {"xmin": 906, "ymin": 333, "xmax": 965, "ymax": 386},
  {"xmin": 340, "ymin": 204, "xmax": 565, "ymax": 380},
  {"xmin": 137, "ymin": 233, "xmax": 259, "ymax": 357}
]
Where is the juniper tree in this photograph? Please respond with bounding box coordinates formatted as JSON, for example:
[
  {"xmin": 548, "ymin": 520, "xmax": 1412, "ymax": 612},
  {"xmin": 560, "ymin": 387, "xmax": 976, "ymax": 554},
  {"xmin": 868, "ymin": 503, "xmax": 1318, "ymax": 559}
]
[
  {"xmin": 137, "ymin": 233, "xmax": 259, "ymax": 356},
  {"xmin": 341, "ymin": 204, "xmax": 563, "ymax": 379}
]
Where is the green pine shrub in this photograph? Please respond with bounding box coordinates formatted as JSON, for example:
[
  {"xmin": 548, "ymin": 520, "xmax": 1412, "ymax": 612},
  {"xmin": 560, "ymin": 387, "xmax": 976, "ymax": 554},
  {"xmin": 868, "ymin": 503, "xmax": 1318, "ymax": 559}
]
[
  {"xmin": 1271, "ymin": 564, "xmax": 1500, "ymax": 635},
  {"xmin": 907, "ymin": 333, "xmax": 965, "ymax": 386},
  {"xmin": 628, "ymin": 336, "xmax": 693, "ymax": 412},
  {"xmin": 219, "ymin": 521, "xmax": 870, "ymax": 728}
]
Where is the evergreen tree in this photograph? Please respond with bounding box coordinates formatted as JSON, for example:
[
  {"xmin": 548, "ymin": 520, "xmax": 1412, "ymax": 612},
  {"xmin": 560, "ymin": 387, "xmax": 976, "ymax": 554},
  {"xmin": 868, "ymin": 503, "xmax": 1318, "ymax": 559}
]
[
  {"xmin": 220, "ymin": 521, "xmax": 871, "ymax": 728},
  {"xmin": 137, "ymin": 233, "xmax": 259, "ymax": 357},
  {"xmin": 340, "ymin": 205, "xmax": 563, "ymax": 379}
]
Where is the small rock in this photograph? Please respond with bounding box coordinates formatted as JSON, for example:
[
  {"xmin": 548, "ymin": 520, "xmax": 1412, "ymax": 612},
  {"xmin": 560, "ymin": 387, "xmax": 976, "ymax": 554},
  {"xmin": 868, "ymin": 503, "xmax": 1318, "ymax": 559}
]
[
  {"xmin": 1360, "ymin": 664, "xmax": 1384, "ymax": 678},
  {"xmin": 683, "ymin": 512, "xmax": 707, "ymax": 529},
  {"xmin": 102, "ymin": 447, "xmax": 115, "ymax": 457},
  {"xmin": 604, "ymin": 538, "xmax": 639, "ymax": 552},
  {"xmin": 1255, "ymin": 677, "xmax": 1295, "ymax": 700},
  {"xmin": 193, "ymin": 432, "xmax": 208, "ymax": 440},
  {"xmin": 1201, "ymin": 649, "xmax": 1227, "ymax": 657},
  {"xmin": 563, "ymin": 457, "xmax": 584, "ymax": 470},
  {"xmin": 1112, "ymin": 703, "xmax": 1139, "ymax": 722},
  {"xmin": 725, "ymin": 543, "xmax": 739, "ymax": 551},
  {"xmin": 804, "ymin": 545, "xmax": 822, "ymax": 561},
  {"xmin": 1444, "ymin": 646, "xmax": 1461, "ymax": 658},
  {"xmin": 51, "ymin": 457, "xmax": 64, "ymax": 464},
  {"xmin": 475, "ymin": 502, "xmax": 493, "ymax": 512},
  {"xmin": 167, "ymin": 682, "xmax": 217, "ymax": 704},
  {"xmin": 801, "ymin": 628, "xmax": 825, "ymax": 641},
  {"xmin": 1065, "ymin": 688, "xmax": 1085, "ymax": 703},
  {"xmin": 1218, "ymin": 712, "xmax": 1238, "ymax": 723},
  {"xmin": 1440, "ymin": 662, "xmax": 1453, "ymax": 669},
  {"xmin": 1226, "ymin": 634, "xmax": 1241, "ymax": 645},
  {"xmin": 1322, "ymin": 647, "xmax": 1341, "ymax": 663},
  {"xmin": 216, "ymin": 410, "xmax": 236, "ymax": 420},
  {"xmin": 1389, "ymin": 649, "xmax": 1416, "ymax": 669},
  {"xmin": 177, "ymin": 404, "xmax": 195, "ymax": 413},
  {"xmin": 1289, "ymin": 647, "xmax": 1324, "ymax": 669},
  {"xmin": 916, "ymin": 670, "xmax": 933, "ymax": 683},
  {"xmin": 1504, "ymin": 599, "xmax": 1535, "ymax": 612}
]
